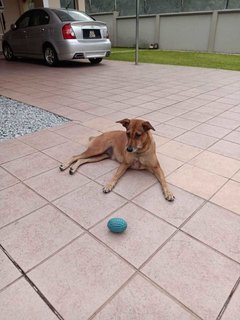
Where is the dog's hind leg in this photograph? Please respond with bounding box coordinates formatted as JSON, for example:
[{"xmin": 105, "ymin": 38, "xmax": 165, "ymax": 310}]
[
  {"xmin": 59, "ymin": 134, "xmax": 113, "ymax": 172},
  {"xmin": 69, "ymin": 154, "xmax": 110, "ymax": 175},
  {"xmin": 59, "ymin": 153, "xmax": 86, "ymax": 172}
]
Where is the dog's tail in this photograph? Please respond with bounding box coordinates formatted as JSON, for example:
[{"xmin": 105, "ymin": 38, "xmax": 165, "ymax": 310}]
[
  {"xmin": 89, "ymin": 136, "xmax": 96, "ymax": 142},
  {"xmin": 88, "ymin": 136, "xmax": 96, "ymax": 146}
]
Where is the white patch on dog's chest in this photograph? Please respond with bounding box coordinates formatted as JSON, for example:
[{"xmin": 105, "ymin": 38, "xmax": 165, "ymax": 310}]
[{"xmin": 130, "ymin": 159, "xmax": 144, "ymax": 169}]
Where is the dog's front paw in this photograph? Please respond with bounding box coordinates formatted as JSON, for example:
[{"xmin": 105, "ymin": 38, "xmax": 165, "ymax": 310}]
[
  {"xmin": 164, "ymin": 190, "xmax": 175, "ymax": 202},
  {"xmin": 103, "ymin": 183, "xmax": 114, "ymax": 193},
  {"xmin": 59, "ymin": 164, "xmax": 66, "ymax": 171}
]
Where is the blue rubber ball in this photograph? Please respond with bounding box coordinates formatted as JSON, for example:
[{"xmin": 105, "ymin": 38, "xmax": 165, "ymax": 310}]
[{"xmin": 107, "ymin": 218, "xmax": 127, "ymax": 233}]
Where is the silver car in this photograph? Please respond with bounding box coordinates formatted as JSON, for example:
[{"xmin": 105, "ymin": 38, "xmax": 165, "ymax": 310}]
[{"xmin": 2, "ymin": 8, "xmax": 111, "ymax": 66}]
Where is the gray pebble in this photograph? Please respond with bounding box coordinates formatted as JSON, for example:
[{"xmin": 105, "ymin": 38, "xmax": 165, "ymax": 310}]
[{"xmin": 0, "ymin": 96, "xmax": 70, "ymax": 140}]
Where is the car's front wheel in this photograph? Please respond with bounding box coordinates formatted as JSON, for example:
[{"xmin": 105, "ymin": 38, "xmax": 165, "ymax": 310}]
[
  {"xmin": 89, "ymin": 58, "xmax": 102, "ymax": 64},
  {"xmin": 43, "ymin": 45, "xmax": 58, "ymax": 66},
  {"xmin": 3, "ymin": 43, "xmax": 15, "ymax": 61}
]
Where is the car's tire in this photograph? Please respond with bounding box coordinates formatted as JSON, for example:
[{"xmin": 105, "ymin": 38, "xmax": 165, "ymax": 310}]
[
  {"xmin": 3, "ymin": 43, "xmax": 15, "ymax": 61},
  {"xmin": 89, "ymin": 58, "xmax": 102, "ymax": 64},
  {"xmin": 43, "ymin": 45, "xmax": 58, "ymax": 66}
]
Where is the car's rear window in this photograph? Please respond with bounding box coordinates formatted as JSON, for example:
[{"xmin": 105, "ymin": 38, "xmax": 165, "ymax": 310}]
[{"xmin": 53, "ymin": 9, "xmax": 93, "ymax": 22}]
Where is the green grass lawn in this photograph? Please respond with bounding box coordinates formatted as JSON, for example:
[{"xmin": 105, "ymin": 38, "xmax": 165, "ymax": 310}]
[{"xmin": 108, "ymin": 48, "xmax": 240, "ymax": 71}]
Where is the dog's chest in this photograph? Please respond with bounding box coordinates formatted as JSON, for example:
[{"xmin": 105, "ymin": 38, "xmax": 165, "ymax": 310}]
[{"xmin": 130, "ymin": 158, "xmax": 145, "ymax": 169}]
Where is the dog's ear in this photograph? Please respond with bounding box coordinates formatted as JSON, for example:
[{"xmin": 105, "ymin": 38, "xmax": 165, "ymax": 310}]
[
  {"xmin": 116, "ymin": 118, "xmax": 130, "ymax": 129},
  {"xmin": 142, "ymin": 121, "xmax": 155, "ymax": 131}
]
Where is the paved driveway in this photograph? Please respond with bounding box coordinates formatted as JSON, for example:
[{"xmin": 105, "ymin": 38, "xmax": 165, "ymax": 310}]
[{"xmin": 0, "ymin": 57, "xmax": 240, "ymax": 320}]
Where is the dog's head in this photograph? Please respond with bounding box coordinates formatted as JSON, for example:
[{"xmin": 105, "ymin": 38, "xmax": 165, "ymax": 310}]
[{"xmin": 116, "ymin": 118, "xmax": 155, "ymax": 153}]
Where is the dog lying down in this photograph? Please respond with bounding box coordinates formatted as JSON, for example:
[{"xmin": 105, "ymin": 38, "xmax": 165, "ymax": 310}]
[{"xmin": 60, "ymin": 118, "xmax": 175, "ymax": 201}]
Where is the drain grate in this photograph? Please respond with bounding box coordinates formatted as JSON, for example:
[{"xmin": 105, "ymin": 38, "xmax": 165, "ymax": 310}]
[{"xmin": 0, "ymin": 96, "xmax": 70, "ymax": 140}]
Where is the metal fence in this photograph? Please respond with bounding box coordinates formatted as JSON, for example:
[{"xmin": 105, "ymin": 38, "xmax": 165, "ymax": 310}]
[{"xmin": 85, "ymin": 0, "xmax": 240, "ymax": 16}]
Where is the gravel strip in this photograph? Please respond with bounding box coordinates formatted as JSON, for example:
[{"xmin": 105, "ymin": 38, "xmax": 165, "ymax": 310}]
[{"xmin": 0, "ymin": 96, "xmax": 70, "ymax": 140}]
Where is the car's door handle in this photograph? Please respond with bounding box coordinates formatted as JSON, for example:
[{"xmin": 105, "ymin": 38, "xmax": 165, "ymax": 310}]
[{"xmin": 41, "ymin": 28, "xmax": 45, "ymax": 31}]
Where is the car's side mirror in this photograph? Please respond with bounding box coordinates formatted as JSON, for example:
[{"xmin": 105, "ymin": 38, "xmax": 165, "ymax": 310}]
[{"xmin": 10, "ymin": 24, "xmax": 17, "ymax": 31}]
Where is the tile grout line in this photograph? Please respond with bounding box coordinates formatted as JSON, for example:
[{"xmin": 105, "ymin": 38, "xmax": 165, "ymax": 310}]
[
  {"xmin": 216, "ymin": 276, "xmax": 240, "ymax": 320},
  {"xmin": 0, "ymin": 244, "xmax": 65, "ymax": 320}
]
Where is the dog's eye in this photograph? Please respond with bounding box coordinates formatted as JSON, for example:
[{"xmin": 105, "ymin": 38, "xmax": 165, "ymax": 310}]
[
  {"xmin": 126, "ymin": 132, "xmax": 130, "ymax": 138},
  {"xmin": 135, "ymin": 133, "xmax": 142, "ymax": 139}
]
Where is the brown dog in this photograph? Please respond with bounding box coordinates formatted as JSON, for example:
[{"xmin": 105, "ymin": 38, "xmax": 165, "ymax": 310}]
[{"xmin": 60, "ymin": 118, "xmax": 174, "ymax": 201}]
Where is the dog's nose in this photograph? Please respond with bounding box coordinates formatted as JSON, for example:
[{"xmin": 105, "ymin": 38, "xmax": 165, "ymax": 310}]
[{"xmin": 127, "ymin": 146, "xmax": 133, "ymax": 152}]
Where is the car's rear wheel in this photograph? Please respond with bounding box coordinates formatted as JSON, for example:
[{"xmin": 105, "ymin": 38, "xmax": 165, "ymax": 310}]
[
  {"xmin": 43, "ymin": 45, "xmax": 58, "ymax": 66},
  {"xmin": 3, "ymin": 43, "xmax": 15, "ymax": 61},
  {"xmin": 89, "ymin": 58, "xmax": 102, "ymax": 64}
]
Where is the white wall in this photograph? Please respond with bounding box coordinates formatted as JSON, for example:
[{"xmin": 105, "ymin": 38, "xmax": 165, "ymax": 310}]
[
  {"xmin": 159, "ymin": 13, "xmax": 212, "ymax": 51},
  {"xmin": 91, "ymin": 10, "xmax": 240, "ymax": 54}
]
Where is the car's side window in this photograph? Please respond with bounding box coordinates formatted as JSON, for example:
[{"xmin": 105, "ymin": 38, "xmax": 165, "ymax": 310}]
[
  {"xmin": 16, "ymin": 13, "xmax": 31, "ymax": 28},
  {"xmin": 30, "ymin": 10, "xmax": 50, "ymax": 27}
]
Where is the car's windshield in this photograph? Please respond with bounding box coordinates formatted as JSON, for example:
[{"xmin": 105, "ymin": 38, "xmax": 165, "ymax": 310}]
[{"xmin": 53, "ymin": 9, "xmax": 93, "ymax": 22}]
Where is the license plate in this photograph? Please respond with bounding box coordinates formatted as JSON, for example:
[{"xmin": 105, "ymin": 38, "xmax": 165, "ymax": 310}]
[{"xmin": 83, "ymin": 29, "xmax": 101, "ymax": 39}]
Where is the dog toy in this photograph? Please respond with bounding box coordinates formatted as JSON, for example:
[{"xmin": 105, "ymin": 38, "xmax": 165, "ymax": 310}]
[{"xmin": 107, "ymin": 218, "xmax": 127, "ymax": 233}]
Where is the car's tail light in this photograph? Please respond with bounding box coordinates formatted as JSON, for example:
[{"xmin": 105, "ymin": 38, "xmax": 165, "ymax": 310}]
[
  {"xmin": 62, "ymin": 24, "xmax": 76, "ymax": 39},
  {"xmin": 102, "ymin": 28, "xmax": 109, "ymax": 39}
]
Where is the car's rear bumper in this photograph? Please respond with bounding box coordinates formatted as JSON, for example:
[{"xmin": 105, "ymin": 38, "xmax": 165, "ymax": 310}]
[{"xmin": 54, "ymin": 39, "xmax": 111, "ymax": 61}]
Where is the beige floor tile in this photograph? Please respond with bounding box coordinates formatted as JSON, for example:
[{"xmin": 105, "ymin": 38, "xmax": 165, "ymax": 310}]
[
  {"xmin": 159, "ymin": 106, "xmax": 188, "ymax": 116},
  {"xmin": 158, "ymin": 141, "xmax": 202, "ymax": 162},
  {"xmin": 0, "ymin": 279, "xmax": 58, "ymax": 320},
  {"xmin": 0, "ymin": 140, "xmax": 36, "ymax": 164},
  {"xmin": 144, "ymin": 111, "xmax": 175, "ymax": 122},
  {"xmin": 87, "ymin": 106, "xmax": 115, "ymax": 116},
  {"xmin": 207, "ymin": 117, "xmax": 240, "ymax": 129},
  {"xmin": 42, "ymin": 141, "xmax": 85, "ymax": 162},
  {"xmin": 168, "ymin": 164, "xmax": 227, "ymax": 199},
  {"xmin": 175, "ymin": 131, "xmax": 218, "ymax": 149},
  {"xmin": 211, "ymin": 180, "xmax": 240, "ymax": 215},
  {"xmin": 133, "ymin": 184, "xmax": 204, "ymax": 227},
  {"xmin": 56, "ymin": 124, "xmax": 99, "ymax": 145},
  {"xmin": 93, "ymin": 275, "xmax": 198, "ymax": 320},
  {"xmin": 0, "ymin": 205, "xmax": 83, "ymax": 271},
  {"xmin": 157, "ymin": 153, "xmax": 183, "ymax": 176},
  {"xmin": 54, "ymin": 181, "xmax": 127, "ymax": 228},
  {"xmin": 92, "ymin": 203, "xmax": 175, "ymax": 267},
  {"xmin": 167, "ymin": 117, "xmax": 200, "ymax": 130},
  {"xmin": 152, "ymin": 134, "xmax": 169, "ymax": 146},
  {"xmin": 83, "ymin": 117, "xmax": 116, "ymax": 131},
  {"xmin": 66, "ymin": 110, "xmax": 96, "ymax": 122},
  {"xmin": 232, "ymin": 169, "xmax": 240, "ymax": 182},
  {"xmin": 192, "ymin": 123, "xmax": 231, "ymax": 138},
  {"xmin": 96, "ymin": 169, "xmax": 157, "ymax": 200},
  {"xmin": 0, "ymin": 250, "xmax": 21, "ymax": 290},
  {"xmin": 189, "ymin": 151, "xmax": 240, "ymax": 178},
  {"xmin": 224, "ymin": 131, "xmax": 240, "ymax": 144},
  {"xmin": 2, "ymin": 152, "xmax": 59, "ymax": 181},
  {"xmin": 183, "ymin": 202, "xmax": 240, "ymax": 262},
  {"xmin": 209, "ymin": 140, "xmax": 240, "ymax": 160},
  {"xmin": 154, "ymin": 123, "xmax": 187, "ymax": 139},
  {"xmin": 143, "ymin": 232, "xmax": 240, "ymax": 320},
  {"xmin": 29, "ymin": 234, "xmax": 134, "ymax": 320},
  {"xmin": 18, "ymin": 130, "xmax": 68, "ymax": 150},
  {"xmin": 78, "ymin": 159, "xmax": 119, "ymax": 179},
  {"xmin": 221, "ymin": 284, "xmax": 240, "ymax": 320},
  {"xmin": 220, "ymin": 110, "xmax": 240, "ymax": 121},
  {"xmin": 0, "ymin": 183, "xmax": 46, "ymax": 228},
  {"xmin": 0, "ymin": 167, "xmax": 19, "ymax": 191},
  {"xmin": 123, "ymin": 106, "xmax": 152, "ymax": 117},
  {"xmin": 181, "ymin": 111, "xmax": 214, "ymax": 122},
  {"xmin": 25, "ymin": 168, "xmax": 90, "ymax": 201}
]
